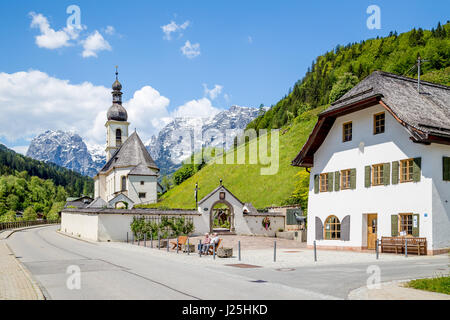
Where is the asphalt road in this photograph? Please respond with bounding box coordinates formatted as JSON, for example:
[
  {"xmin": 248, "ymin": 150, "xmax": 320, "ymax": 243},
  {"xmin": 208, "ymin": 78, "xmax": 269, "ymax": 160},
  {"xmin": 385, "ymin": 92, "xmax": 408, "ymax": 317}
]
[{"xmin": 6, "ymin": 225, "xmax": 449, "ymax": 300}]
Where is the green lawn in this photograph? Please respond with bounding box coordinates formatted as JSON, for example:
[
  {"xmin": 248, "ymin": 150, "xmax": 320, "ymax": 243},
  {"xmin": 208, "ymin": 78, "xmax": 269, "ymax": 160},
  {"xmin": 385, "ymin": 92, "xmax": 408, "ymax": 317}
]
[
  {"xmin": 140, "ymin": 105, "xmax": 327, "ymax": 210},
  {"xmin": 406, "ymin": 275, "xmax": 450, "ymax": 295}
]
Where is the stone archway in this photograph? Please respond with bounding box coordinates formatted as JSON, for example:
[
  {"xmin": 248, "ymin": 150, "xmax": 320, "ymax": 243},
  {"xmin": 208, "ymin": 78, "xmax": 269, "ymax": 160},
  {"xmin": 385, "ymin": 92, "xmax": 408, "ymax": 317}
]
[{"xmin": 209, "ymin": 200, "xmax": 235, "ymax": 233}]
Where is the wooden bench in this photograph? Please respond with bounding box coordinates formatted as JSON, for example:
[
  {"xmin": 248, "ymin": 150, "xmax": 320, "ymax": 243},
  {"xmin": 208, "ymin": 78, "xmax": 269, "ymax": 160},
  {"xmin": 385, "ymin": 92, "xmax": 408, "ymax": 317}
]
[
  {"xmin": 170, "ymin": 236, "xmax": 188, "ymax": 250},
  {"xmin": 381, "ymin": 237, "xmax": 427, "ymax": 255},
  {"xmin": 207, "ymin": 239, "xmax": 222, "ymax": 255}
]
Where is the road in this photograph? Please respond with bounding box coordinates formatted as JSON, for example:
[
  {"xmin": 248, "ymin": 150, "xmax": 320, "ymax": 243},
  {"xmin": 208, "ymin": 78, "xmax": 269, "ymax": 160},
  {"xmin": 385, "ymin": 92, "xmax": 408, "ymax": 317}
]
[{"xmin": 6, "ymin": 225, "xmax": 449, "ymax": 300}]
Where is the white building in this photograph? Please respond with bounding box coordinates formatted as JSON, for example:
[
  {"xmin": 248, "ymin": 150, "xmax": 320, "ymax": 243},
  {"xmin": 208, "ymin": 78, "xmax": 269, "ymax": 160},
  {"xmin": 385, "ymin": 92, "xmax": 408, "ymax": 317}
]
[
  {"xmin": 292, "ymin": 71, "xmax": 450, "ymax": 255},
  {"xmin": 92, "ymin": 71, "xmax": 161, "ymax": 209}
]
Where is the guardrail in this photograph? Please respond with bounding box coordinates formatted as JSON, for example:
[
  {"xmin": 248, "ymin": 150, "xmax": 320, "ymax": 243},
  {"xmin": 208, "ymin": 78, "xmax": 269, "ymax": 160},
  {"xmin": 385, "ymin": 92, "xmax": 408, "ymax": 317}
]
[{"xmin": 0, "ymin": 220, "xmax": 59, "ymax": 232}]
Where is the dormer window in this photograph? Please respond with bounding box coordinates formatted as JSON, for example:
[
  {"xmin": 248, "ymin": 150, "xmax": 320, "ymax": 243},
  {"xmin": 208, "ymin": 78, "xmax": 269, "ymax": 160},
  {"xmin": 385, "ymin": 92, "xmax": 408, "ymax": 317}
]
[
  {"xmin": 374, "ymin": 112, "xmax": 385, "ymax": 135},
  {"xmin": 342, "ymin": 122, "xmax": 352, "ymax": 142},
  {"xmin": 116, "ymin": 129, "xmax": 122, "ymax": 147}
]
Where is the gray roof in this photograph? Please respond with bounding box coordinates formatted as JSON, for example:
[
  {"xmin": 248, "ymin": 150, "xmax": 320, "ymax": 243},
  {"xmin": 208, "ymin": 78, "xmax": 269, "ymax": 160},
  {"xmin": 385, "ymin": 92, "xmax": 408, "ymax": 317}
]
[
  {"xmin": 99, "ymin": 132, "xmax": 159, "ymax": 174},
  {"xmin": 292, "ymin": 71, "xmax": 450, "ymax": 167},
  {"xmin": 86, "ymin": 197, "xmax": 107, "ymax": 209},
  {"xmin": 65, "ymin": 196, "xmax": 94, "ymax": 209},
  {"xmin": 243, "ymin": 203, "xmax": 258, "ymax": 214},
  {"xmin": 326, "ymin": 71, "xmax": 450, "ymax": 138},
  {"xmin": 198, "ymin": 185, "xmax": 244, "ymax": 205},
  {"xmin": 62, "ymin": 208, "xmax": 200, "ymax": 215},
  {"xmin": 128, "ymin": 162, "xmax": 157, "ymax": 176},
  {"xmin": 107, "ymin": 103, "xmax": 128, "ymax": 121}
]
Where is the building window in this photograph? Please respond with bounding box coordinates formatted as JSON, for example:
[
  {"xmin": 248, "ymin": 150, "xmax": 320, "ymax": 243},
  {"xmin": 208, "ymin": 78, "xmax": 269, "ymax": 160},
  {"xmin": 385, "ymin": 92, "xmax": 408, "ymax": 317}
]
[
  {"xmin": 140, "ymin": 181, "xmax": 145, "ymax": 186},
  {"xmin": 121, "ymin": 176, "xmax": 127, "ymax": 191},
  {"xmin": 324, "ymin": 215, "xmax": 341, "ymax": 240},
  {"xmin": 341, "ymin": 170, "xmax": 351, "ymax": 190},
  {"xmin": 116, "ymin": 129, "xmax": 122, "ymax": 147},
  {"xmin": 343, "ymin": 122, "xmax": 352, "ymax": 142},
  {"xmin": 400, "ymin": 159, "xmax": 414, "ymax": 183},
  {"xmin": 372, "ymin": 164, "xmax": 384, "ymax": 186},
  {"xmin": 139, "ymin": 193, "xmax": 146, "ymax": 199},
  {"xmin": 320, "ymin": 173, "xmax": 329, "ymax": 192},
  {"xmin": 374, "ymin": 112, "xmax": 385, "ymax": 135},
  {"xmin": 399, "ymin": 213, "xmax": 413, "ymax": 236}
]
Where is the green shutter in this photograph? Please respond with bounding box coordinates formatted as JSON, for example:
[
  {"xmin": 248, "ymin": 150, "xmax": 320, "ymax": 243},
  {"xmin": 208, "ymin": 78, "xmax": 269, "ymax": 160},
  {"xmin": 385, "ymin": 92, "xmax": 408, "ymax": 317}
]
[
  {"xmin": 314, "ymin": 175, "xmax": 319, "ymax": 194},
  {"xmin": 334, "ymin": 171, "xmax": 340, "ymax": 191},
  {"xmin": 383, "ymin": 163, "xmax": 391, "ymax": 186},
  {"xmin": 443, "ymin": 157, "xmax": 450, "ymax": 181},
  {"xmin": 365, "ymin": 166, "xmax": 371, "ymax": 188},
  {"xmin": 350, "ymin": 169, "xmax": 357, "ymax": 189},
  {"xmin": 413, "ymin": 157, "xmax": 422, "ymax": 182},
  {"xmin": 392, "ymin": 161, "xmax": 399, "ymax": 185},
  {"xmin": 412, "ymin": 214, "xmax": 420, "ymax": 237},
  {"xmin": 327, "ymin": 173, "xmax": 334, "ymax": 192},
  {"xmin": 391, "ymin": 215, "xmax": 399, "ymax": 236}
]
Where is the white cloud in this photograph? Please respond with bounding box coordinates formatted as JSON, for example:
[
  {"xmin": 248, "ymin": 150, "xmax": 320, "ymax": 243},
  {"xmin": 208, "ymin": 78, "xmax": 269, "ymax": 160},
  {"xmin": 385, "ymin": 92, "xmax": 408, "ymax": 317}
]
[
  {"xmin": 0, "ymin": 70, "xmax": 110, "ymax": 145},
  {"xmin": 203, "ymin": 84, "xmax": 223, "ymax": 100},
  {"xmin": 0, "ymin": 70, "xmax": 224, "ymax": 148},
  {"xmin": 172, "ymin": 98, "xmax": 220, "ymax": 118},
  {"xmin": 161, "ymin": 20, "xmax": 190, "ymax": 40},
  {"xmin": 29, "ymin": 12, "xmax": 78, "ymax": 49},
  {"xmin": 181, "ymin": 40, "xmax": 201, "ymax": 59},
  {"xmin": 105, "ymin": 26, "xmax": 115, "ymax": 35},
  {"xmin": 82, "ymin": 31, "xmax": 112, "ymax": 58},
  {"xmin": 29, "ymin": 12, "xmax": 112, "ymax": 58}
]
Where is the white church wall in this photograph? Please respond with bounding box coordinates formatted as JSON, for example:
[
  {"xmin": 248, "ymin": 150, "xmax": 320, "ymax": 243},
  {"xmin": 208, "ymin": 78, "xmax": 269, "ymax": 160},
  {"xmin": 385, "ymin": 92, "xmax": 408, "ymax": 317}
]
[{"xmin": 128, "ymin": 175, "xmax": 158, "ymax": 205}]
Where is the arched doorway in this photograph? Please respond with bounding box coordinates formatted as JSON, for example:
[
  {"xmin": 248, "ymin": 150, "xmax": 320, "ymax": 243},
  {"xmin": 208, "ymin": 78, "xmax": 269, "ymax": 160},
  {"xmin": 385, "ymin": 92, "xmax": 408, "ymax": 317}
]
[{"xmin": 210, "ymin": 200, "xmax": 234, "ymax": 233}]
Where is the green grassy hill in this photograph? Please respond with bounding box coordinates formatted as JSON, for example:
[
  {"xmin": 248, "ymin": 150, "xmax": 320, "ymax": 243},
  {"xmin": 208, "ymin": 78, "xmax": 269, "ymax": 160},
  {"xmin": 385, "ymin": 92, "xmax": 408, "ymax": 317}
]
[{"xmin": 139, "ymin": 106, "xmax": 326, "ymax": 210}]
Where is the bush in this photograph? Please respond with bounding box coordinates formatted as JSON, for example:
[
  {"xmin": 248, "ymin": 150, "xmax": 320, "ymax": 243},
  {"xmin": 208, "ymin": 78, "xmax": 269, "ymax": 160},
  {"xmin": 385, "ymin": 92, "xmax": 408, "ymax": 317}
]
[
  {"xmin": 23, "ymin": 206, "xmax": 37, "ymax": 221},
  {"xmin": 130, "ymin": 216, "xmax": 195, "ymax": 240}
]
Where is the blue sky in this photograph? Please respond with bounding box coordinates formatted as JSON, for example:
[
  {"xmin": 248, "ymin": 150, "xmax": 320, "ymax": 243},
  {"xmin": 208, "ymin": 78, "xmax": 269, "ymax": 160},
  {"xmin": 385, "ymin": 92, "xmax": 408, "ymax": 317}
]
[{"xmin": 0, "ymin": 0, "xmax": 449, "ymax": 152}]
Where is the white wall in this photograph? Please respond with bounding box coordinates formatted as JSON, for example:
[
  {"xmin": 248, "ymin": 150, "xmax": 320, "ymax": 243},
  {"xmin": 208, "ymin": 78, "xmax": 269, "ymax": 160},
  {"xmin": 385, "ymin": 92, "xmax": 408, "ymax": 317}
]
[
  {"xmin": 128, "ymin": 175, "xmax": 158, "ymax": 205},
  {"xmin": 307, "ymin": 104, "xmax": 445, "ymax": 251},
  {"xmin": 61, "ymin": 212, "xmax": 99, "ymax": 241},
  {"xmin": 244, "ymin": 215, "xmax": 285, "ymax": 237}
]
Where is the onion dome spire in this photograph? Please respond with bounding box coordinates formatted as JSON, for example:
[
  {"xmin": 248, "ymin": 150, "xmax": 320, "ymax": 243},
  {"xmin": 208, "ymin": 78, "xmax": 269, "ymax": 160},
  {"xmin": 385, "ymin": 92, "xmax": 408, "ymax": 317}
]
[{"xmin": 107, "ymin": 66, "xmax": 128, "ymax": 121}]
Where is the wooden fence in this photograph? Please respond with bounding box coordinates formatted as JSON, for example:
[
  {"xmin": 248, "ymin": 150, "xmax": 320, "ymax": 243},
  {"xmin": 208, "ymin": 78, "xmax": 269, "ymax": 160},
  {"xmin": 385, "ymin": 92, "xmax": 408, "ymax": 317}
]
[{"xmin": 0, "ymin": 220, "xmax": 59, "ymax": 232}]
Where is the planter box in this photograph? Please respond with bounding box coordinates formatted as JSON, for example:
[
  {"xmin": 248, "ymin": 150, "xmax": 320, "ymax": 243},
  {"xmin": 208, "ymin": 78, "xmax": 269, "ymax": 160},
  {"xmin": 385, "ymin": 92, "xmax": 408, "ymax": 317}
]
[
  {"xmin": 217, "ymin": 247, "xmax": 233, "ymax": 258},
  {"xmin": 183, "ymin": 244, "xmax": 195, "ymax": 253}
]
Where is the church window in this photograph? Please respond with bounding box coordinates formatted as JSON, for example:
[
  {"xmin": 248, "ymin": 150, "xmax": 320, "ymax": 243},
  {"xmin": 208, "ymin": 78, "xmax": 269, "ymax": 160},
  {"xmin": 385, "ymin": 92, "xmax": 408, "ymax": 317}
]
[
  {"xmin": 140, "ymin": 181, "xmax": 145, "ymax": 185},
  {"xmin": 121, "ymin": 176, "xmax": 127, "ymax": 191},
  {"xmin": 116, "ymin": 129, "xmax": 122, "ymax": 147},
  {"xmin": 139, "ymin": 193, "xmax": 146, "ymax": 199}
]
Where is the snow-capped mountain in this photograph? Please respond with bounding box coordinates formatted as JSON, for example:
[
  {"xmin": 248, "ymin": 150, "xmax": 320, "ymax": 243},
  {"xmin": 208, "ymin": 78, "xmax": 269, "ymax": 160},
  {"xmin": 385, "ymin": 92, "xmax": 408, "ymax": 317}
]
[
  {"xmin": 26, "ymin": 130, "xmax": 105, "ymax": 177},
  {"xmin": 26, "ymin": 106, "xmax": 260, "ymax": 177},
  {"xmin": 148, "ymin": 106, "xmax": 260, "ymax": 175}
]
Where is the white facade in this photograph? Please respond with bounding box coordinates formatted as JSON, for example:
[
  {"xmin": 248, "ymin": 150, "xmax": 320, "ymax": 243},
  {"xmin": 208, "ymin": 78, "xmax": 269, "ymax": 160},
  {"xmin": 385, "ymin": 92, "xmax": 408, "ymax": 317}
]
[{"xmin": 307, "ymin": 104, "xmax": 450, "ymax": 254}]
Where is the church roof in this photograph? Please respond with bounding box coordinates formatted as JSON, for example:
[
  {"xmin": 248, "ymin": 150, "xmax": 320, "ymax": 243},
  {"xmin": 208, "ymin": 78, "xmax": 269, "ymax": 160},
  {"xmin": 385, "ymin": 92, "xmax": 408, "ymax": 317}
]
[
  {"xmin": 99, "ymin": 132, "xmax": 159, "ymax": 174},
  {"xmin": 128, "ymin": 162, "xmax": 158, "ymax": 176},
  {"xmin": 86, "ymin": 197, "xmax": 107, "ymax": 209}
]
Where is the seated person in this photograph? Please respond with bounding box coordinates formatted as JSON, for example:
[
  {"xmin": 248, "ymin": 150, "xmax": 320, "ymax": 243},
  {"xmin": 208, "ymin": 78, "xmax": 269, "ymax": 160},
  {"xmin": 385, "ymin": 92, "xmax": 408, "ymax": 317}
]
[
  {"xmin": 203, "ymin": 233, "xmax": 219, "ymax": 254},
  {"xmin": 198, "ymin": 233, "xmax": 210, "ymax": 251}
]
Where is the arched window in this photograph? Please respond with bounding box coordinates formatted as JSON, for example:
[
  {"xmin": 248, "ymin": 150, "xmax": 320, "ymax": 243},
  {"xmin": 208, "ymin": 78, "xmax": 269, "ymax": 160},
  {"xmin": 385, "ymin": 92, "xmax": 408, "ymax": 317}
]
[
  {"xmin": 116, "ymin": 129, "xmax": 122, "ymax": 146},
  {"xmin": 121, "ymin": 176, "xmax": 127, "ymax": 191},
  {"xmin": 324, "ymin": 215, "xmax": 341, "ymax": 240}
]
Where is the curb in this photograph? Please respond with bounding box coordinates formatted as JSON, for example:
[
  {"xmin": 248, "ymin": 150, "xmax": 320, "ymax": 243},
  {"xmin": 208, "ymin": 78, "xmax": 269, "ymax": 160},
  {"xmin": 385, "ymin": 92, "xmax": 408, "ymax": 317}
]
[
  {"xmin": 56, "ymin": 230, "xmax": 99, "ymax": 245},
  {"xmin": 4, "ymin": 242, "xmax": 46, "ymax": 300}
]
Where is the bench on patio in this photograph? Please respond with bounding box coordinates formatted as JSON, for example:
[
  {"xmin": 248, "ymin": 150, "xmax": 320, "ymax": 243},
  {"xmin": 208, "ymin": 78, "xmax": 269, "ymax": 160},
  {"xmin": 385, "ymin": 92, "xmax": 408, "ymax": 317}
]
[
  {"xmin": 207, "ymin": 239, "xmax": 222, "ymax": 255},
  {"xmin": 380, "ymin": 237, "xmax": 427, "ymax": 255},
  {"xmin": 170, "ymin": 236, "xmax": 188, "ymax": 250}
]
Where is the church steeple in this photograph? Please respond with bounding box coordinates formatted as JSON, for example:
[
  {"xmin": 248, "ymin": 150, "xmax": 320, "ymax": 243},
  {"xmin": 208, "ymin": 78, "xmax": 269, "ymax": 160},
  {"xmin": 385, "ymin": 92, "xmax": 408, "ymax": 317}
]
[{"xmin": 105, "ymin": 67, "xmax": 129, "ymax": 161}]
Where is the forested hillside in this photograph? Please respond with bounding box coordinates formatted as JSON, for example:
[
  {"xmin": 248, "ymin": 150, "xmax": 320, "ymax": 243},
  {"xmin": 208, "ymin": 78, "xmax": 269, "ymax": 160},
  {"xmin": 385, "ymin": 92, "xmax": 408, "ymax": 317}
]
[
  {"xmin": 0, "ymin": 144, "xmax": 93, "ymax": 196},
  {"xmin": 0, "ymin": 144, "xmax": 94, "ymax": 222},
  {"xmin": 247, "ymin": 22, "xmax": 450, "ymax": 131}
]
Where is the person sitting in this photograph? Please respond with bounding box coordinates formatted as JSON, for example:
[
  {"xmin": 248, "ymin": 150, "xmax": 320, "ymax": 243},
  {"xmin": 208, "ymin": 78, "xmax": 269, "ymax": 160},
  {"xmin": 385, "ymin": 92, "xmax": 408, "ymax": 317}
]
[
  {"xmin": 203, "ymin": 233, "xmax": 219, "ymax": 254},
  {"xmin": 198, "ymin": 233, "xmax": 210, "ymax": 252}
]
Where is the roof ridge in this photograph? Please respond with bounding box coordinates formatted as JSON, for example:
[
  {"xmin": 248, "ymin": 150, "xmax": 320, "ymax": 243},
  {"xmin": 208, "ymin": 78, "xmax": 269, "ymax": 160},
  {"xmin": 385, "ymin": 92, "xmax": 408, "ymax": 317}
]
[{"xmin": 375, "ymin": 70, "xmax": 450, "ymax": 90}]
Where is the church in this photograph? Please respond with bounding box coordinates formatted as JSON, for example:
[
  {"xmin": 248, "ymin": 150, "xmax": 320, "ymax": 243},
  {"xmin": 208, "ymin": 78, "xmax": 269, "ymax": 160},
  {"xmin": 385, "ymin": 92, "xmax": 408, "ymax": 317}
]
[{"xmin": 91, "ymin": 71, "xmax": 161, "ymax": 209}]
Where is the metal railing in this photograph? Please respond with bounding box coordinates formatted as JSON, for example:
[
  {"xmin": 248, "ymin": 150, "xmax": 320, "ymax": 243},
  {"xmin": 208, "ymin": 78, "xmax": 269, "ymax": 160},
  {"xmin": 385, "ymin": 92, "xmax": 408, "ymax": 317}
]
[{"xmin": 0, "ymin": 220, "xmax": 59, "ymax": 232}]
